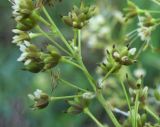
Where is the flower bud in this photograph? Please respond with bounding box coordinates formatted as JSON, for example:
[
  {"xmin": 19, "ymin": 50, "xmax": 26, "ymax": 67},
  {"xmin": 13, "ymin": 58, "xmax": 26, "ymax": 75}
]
[
  {"xmin": 66, "ymin": 95, "xmax": 89, "ymax": 115},
  {"xmin": 12, "ymin": 29, "xmax": 31, "ymax": 44},
  {"xmin": 11, "ymin": 0, "xmax": 38, "ymax": 31},
  {"xmin": 62, "ymin": 2, "xmax": 96, "ymax": 29}
]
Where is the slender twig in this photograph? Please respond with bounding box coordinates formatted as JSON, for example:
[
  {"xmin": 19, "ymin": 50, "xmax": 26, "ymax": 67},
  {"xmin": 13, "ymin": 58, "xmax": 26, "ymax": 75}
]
[
  {"xmin": 60, "ymin": 57, "xmax": 83, "ymax": 70},
  {"xmin": 144, "ymin": 106, "xmax": 160, "ymax": 122},
  {"xmin": 84, "ymin": 108, "xmax": 105, "ymax": 127},
  {"xmin": 78, "ymin": 58, "xmax": 97, "ymax": 92},
  {"xmin": 74, "ymin": 29, "xmax": 78, "ymax": 46},
  {"xmin": 101, "ymin": 66, "xmax": 115, "ymax": 83},
  {"xmin": 59, "ymin": 78, "xmax": 88, "ymax": 92},
  {"xmin": 134, "ymin": 92, "xmax": 139, "ymax": 127},
  {"xmin": 97, "ymin": 93, "xmax": 122, "ymax": 127},
  {"xmin": 50, "ymin": 94, "xmax": 82, "ymax": 101},
  {"xmin": 42, "ymin": 7, "xmax": 74, "ymax": 55},
  {"xmin": 36, "ymin": 25, "xmax": 71, "ymax": 55},
  {"xmin": 78, "ymin": 30, "xmax": 81, "ymax": 55}
]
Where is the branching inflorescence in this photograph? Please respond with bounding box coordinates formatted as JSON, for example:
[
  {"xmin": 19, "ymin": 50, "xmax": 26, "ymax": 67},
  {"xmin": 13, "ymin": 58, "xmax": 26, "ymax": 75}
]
[{"xmin": 10, "ymin": 0, "xmax": 160, "ymax": 127}]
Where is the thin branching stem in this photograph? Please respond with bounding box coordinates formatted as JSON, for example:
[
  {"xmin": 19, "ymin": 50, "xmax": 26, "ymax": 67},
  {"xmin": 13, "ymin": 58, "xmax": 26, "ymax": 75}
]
[
  {"xmin": 50, "ymin": 94, "xmax": 82, "ymax": 101},
  {"xmin": 36, "ymin": 25, "xmax": 71, "ymax": 55},
  {"xmin": 84, "ymin": 108, "xmax": 105, "ymax": 127},
  {"xmin": 59, "ymin": 78, "xmax": 88, "ymax": 92},
  {"xmin": 42, "ymin": 7, "xmax": 74, "ymax": 55}
]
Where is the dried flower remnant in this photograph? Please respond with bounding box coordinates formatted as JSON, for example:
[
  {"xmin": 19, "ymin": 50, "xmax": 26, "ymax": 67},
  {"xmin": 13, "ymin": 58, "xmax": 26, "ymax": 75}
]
[
  {"xmin": 17, "ymin": 42, "xmax": 61, "ymax": 73},
  {"xmin": 137, "ymin": 15, "xmax": 156, "ymax": 43},
  {"xmin": 17, "ymin": 41, "xmax": 44, "ymax": 73},
  {"xmin": 28, "ymin": 89, "xmax": 49, "ymax": 110}
]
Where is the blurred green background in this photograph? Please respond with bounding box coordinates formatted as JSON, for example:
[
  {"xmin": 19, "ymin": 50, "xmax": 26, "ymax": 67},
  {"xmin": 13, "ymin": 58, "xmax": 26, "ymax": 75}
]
[{"xmin": 0, "ymin": 0, "xmax": 160, "ymax": 127}]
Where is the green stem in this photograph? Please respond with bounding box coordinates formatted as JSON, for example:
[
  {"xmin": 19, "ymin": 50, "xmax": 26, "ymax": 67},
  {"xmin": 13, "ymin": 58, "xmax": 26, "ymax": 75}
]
[
  {"xmin": 84, "ymin": 108, "xmax": 105, "ymax": 127},
  {"xmin": 50, "ymin": 94, "xmax": 82, "ymax": 101},
  {"xmin": 61, "ymin": 57, "xmax": 83, "ymax": 70},
  {"xmin": 140, "ymin": 9, "xmax": 160, "ymax": 14},
  {"xmin": 144, "ymin": 106, "xmax": 160, "ymax": 122},
  {"xmin": 101, "ymin": 66, "xmax": 116, "ymax": 83},
  {"xmin": 74, "ymin": 29, "xmax": 78, "ymax": 46},
  {"xmin": 134, "ymin": 92, "xmax": 139, "ymax": 127},
  {"xmin": 119, "ymin": 80, "xmax": 134, "ymax": 127},
  {"xmin": 78, "ymin": 58, "xmax": 97, "ymax": 92},
  {"xmin": 29, "ymin": 33, "xmax": 43, "ymax": 38},
  {"xmin": 59, "ymin": 78, "xmax": 88, "ymax": 92},
  {"xmin": 97, "ymin": 93, "xmax": 121, "ymax": 127},
  {"xmin": 78, "ymin": 30, "xmax": 81, "ymax": 55},
  {"xmin": 151, "ymin": 0, "xmax": 160, "ymax": 5},
  {"xmin": 120, "ymin": 80, "xmax": 131, "ymax": 111},
  {"xmin": 33, "ymin": 11, "xmax": 51, "ymax": 26},
  {"xmin": 42, "ymin": 7, "xmax": 74, "ymax": 55},
  {"xmin": 36, "ymin": 25, "xmax": 71, "ymax": 55}
]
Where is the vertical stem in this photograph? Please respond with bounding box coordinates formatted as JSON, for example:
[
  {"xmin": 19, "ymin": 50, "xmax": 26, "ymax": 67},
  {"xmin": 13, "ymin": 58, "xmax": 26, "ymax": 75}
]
[
  {"xmin": 134, "ymin": 92, "xmax": 139, "ymax": 127},
  {"xmin": 120, "ymin": 80, "xmax": 134, "ymax": 127},
  {"xmin": 120, "ymin": 81, "xmax": 131, "ymax": 111},
  {"xmin": 97, "ymin": 93, "xmax": 121, "ymax": 127},
  {"xmin": 76, "ymin": 29, "xmax": 97, "ymax": 91},
  {"xmin": 78, "ymin": 29, "xmax": 81, "ymax": 55},
  {"xmin": 74, "ymin": 29, "xmax": 78, "ymax": 46},
  {"xmin": 78, "ymin": 58, "xmax": 97, "ymax": 92},
  {"xmin": 84, "ymin": 108, "xmax": 105, "ymax": 127}
]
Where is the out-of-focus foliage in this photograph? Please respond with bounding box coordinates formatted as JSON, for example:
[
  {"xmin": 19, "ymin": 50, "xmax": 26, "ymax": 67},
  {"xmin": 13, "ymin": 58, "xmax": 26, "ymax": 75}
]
[{"xmin": 0, "ymin": 0, "xmax": 160, "ymax": 127}]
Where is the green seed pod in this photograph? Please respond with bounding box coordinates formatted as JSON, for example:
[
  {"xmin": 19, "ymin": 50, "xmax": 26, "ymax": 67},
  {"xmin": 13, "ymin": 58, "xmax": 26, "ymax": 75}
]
[
  {"xmin": 24, "ymin": 61, "xmax": 44, "ymax": 73},
  {"xmin": 66, "ymin": 95, "xmax": 90, "ymax": 115}
]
